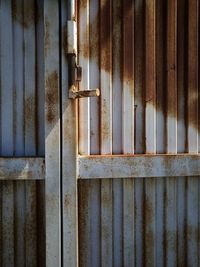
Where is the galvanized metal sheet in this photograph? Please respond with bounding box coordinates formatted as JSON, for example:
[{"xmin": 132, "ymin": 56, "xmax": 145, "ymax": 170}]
[
  {"xmin": 0, "ymin": 0, "xmax": 45, "ymax": 266},
  {"xmin": 78, "ymin": 0, "xmax": 200, "ymax": 266}
]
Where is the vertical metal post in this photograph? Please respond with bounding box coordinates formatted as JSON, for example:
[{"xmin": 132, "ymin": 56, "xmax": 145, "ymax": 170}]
[
  {"xmin": 61, "ymin": 0, "xmax": 78, "ymax": 266},
  {"xmin": 44, "ymin": 0, "xmax": 61, "ymax": 266}
]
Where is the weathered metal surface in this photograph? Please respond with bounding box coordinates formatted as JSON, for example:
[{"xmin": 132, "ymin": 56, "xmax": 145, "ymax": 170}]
[
  {"xmin": 0, "ymin": 158, "xmax": 45, "ymax": 180},
  {"xmin": 78, "ymin": 154, "xmax": 200, "ymax": 179},
  {"xmin": 80, "ymin": 176, "xmax": 200, "ymax": 266},
  {"xmin": 67, "ymin": 20, "xmax": 77, "ymax": 54},
  {"xmin": 44, "ymin": 0, "xmax": 61, "ymax": 266},
  {"xmin": 69, "ymin": 86, "xmax": 100, "ymax": 99},
  {"xmin": 61, "ymin": 0, "xmax": 78, "ymax": 266},
  {"xmin": 78, "ymin": 0, "xmax": 200, "ymax": 266},
  {"xmin": 0, "ymin": 0, "xmax": 45, "ymax": 266}
]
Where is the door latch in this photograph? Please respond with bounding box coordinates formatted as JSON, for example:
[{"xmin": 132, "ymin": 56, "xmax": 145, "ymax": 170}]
[{"xmin": 67, "ymin": 21, "xmax": 100, "ymax": 99}]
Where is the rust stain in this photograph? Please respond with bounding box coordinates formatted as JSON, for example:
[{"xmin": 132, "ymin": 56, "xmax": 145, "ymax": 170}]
[
  {"xmin": 90, "ymin": 17, "xmax": 99, "ymax": 64},
  {"xmin": 100, "ymin": 0, "xmax": 112, "ymax": 73},
  {"xmin": 79, "ymin": 0, "xmax": 87, "ymax": 9},
  {"xmin": 62, "ymin": 24, "xmax": 68, "ymax": 59},
  {"xmin": 145, "ymin": 198, "xmax": 154, "ymax": 224},
  {"xmin": 46, "ymin": 71, "xmax": 59, "ymax": 124},
  {"xmin": 25, "ymin": 95, "xmax": 35, "ymax": 122},
  {"xmin": 187, "ymin": 224, "xmax": 199, "ymax": 241},
  {"xmin": 80, "ymin": 42, "xmax": 89, "ymax": 58},
  {"xmin": 76, "ymin": 0, "xmax": 199, "ymax": 161},
  {"xmin": 64, "ymin": 194, "xmax": 70, "ymax": 208},
  {"xmin": 123, "ymin": 1, "xmax": 134, "ymax": 83},
  {"xmin": 45, "ymin": 19, "xmax": 50, "ymax": 58},
  {"xmin": 77, "ymin": 0, "xmax": 199, "ymax": 134},
  {"xmin": 101, "ymin": 98, "xmax": 111, "ymax": 147},
  {"xmin": 12, "ymin": 1, "xmax": 36, "ymax": 28},
  {"xmin": 78, "ymin": 180, "xmax": 90, "ymax": 265}
]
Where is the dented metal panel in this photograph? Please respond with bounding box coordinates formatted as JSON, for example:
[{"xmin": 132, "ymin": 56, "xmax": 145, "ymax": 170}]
[
  {"xmin": 0, "ymin": 0, "xmax": 45, "ymax": 266},
  {"xmin": 78, "ymin": 0, "xmax": 200, "ymax": 266}
]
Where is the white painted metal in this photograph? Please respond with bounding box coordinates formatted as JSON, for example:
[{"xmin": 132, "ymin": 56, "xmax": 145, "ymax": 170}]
[
  {"xmin": 0, "ymin": 0, "xmax": 45, "ymax": 266},
  {"xmin": 145, "ymin": 2, "xmax": 156, "ymax": 265},
  {"xmin": 122, "ymin": 2, "xmax": 134, "ymax": 265},
  {"xmin": 112, "ymin": 1, "xmax": 123, "ymax": 265},
  {"xmin": 44, "ymin": 0, "xmax": 61, "ymax": 266},
  {"xmin": 0, "ymin": 2, "xmax": 14, "ymax": 265},
  {"xmin": 78, "ymin": 154, "xmax": 200, "ymax": 178},
  {"xmin": 37, "ymin": 0, "xmax": 45, "ymax": 157},
  {"xmin": 99, "ymin": 0, "xmax": 113, "ymax": 265},
  {"xmin": 77, "ymin": 1, "xmax": 200, "ymax": 267},
  {"xmin": 0, "ymin": 158, "xmax": 44, "ymax": 180},
  {"xmin": 78, "ymin": 0, "xmax": 90, "ymax": 155},
  {"xmin": 88, "ymin": 0, "xmax": 101, "ymax": 265},
  {"xmin": 2, "ymin": 0, "xmax": 199, "ymax": 265},
  {"xmin": 134, "ymin": 1, "xmax": 145, "ymax": 265},
  {"xmin": 61, "ymin": 0, "xmax": 78, "ymax": 266},
  {"xmin": 24, "ymin": 0, "xmax": 36, "ymax": 156},
  {"xmin": 166, "ymin": 1, "xmax": 177, "ymax": 265},
  {"xmin": 156, "ymin": 2, "xmax": 165, "ymax": 265},
  {"xmin": 25, "ymin": 181, "xmax": 37, "ymax": 267},
  {"xmin": 67, "ymin": 21, "xmax": 77, "ymax": 54},
  {"xmin": 23, "ymin": 3, "xmax": 38, "ymax": 264}
]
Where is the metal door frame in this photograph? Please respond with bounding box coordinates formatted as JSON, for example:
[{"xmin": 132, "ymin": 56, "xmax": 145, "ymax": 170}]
[
  {"xmin": 45, "ymin": 1, "xmax": 78, "ymax": 266},
  {"xmin": 44, "ymin": 0, "xmax": 200, "ymax": 266}
]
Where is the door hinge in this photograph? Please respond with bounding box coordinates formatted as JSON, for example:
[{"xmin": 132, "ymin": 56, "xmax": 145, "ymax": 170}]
[
  {"xmin": 67, "ymin": 20, "xmax": 77, "ymax": 55},
  {"xmin": 67, "ymin": 20, "xmax": 100, "ymax": 99}
]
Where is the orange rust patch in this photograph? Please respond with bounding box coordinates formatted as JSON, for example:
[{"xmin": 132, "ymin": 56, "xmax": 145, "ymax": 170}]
[
  {"xmin": 46, "ymin": 71, "xmax": 59, "ymax": 124},
  {"xmin": 80, "ymin": 42, "xmax": 89, "ymax": 58},
  {"xmin": 79, "ymin": 0, "xmax": 87, "ymax": 9}
]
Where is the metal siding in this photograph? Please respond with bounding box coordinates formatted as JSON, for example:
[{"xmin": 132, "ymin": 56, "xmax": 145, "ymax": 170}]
[
  {"xmin": 78, "ymin": 1, "xmax": 200, "ymax": 267},
  {"xmin": 0, "ymin": 1, "xmax": 45, "ymax": 266},
  {"xmin": 61, "ymin": 0, "xmax": 79, "ymax": 265}
]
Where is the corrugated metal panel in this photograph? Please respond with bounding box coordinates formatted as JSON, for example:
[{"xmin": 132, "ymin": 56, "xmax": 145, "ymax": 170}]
[
  {"xmin": 78, "ymin": 0, "xmax": 200, "ymax": 266},
  {"xmin": 79, "ymin": 177, "xmax": 200, "ymax": 266},
  {"xmin": 0, "ymin": 0, "xmax": 45, "ymax": 266}
]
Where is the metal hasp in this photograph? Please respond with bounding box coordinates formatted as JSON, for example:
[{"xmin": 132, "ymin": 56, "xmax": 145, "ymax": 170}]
[{"xmin": 67, "ymin": 20, "xmax": 100, "ymax": 99}]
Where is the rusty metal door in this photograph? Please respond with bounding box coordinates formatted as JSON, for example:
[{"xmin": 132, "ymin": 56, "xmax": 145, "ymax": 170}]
[
  {"xmin": 74, "ymin": 0, "xmax": 200, "ymax": 266},
  {"xmin": 45, "ymin": 0, "xmax": 200, "ymax": 266},
  {"xmin": 0, "ymin": 1, "xmax": 45, "ymax": 267},
  {"xmin": 2, "ymin": 0, "xmax": 199, "ymax": 266}
]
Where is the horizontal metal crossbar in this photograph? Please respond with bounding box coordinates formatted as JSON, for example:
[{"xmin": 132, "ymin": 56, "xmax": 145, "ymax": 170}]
[
  {"xmin": 78, "ymin": 154, "xmax": 200, "ymax": 179},
  {"xmin": 0, "ymin": 157, "xmax": 45, "ymax": 180}
]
